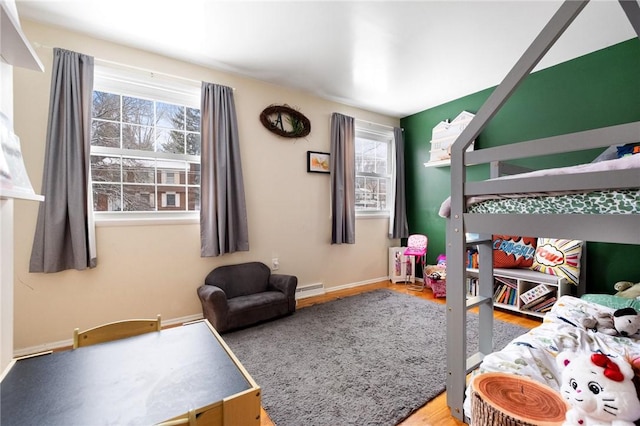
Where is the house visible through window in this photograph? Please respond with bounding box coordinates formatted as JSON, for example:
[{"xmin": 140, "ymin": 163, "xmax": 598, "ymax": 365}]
[
  {"xmin": 91, "ymin": 64, "xmax": 201, "ymax": 218},
  {"xmin": 162, "ymin": 192, "xmax": 179, "ymax": 208},
  {"xmin": 355, "ymin": 123, "xmax": 393, "ymax": 215}
]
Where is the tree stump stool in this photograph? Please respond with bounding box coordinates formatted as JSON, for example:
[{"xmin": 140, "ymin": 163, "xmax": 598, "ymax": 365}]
[{"xmin": 471, "ymin": 372, "xmax": 568, "ymax": 426}]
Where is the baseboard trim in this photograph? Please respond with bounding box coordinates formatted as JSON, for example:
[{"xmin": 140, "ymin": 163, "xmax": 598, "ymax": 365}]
[
  {"xmin": 327, "ymin": 276, "xmax": 391, "ymax": 293},
  {"xmin": 13, "ymin": 277, "xmax": 404, "ymax": 357}
]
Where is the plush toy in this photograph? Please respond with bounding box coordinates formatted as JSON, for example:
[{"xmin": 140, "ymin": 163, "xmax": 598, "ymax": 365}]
[
  {"xmin": 580, "ymin": 311, "xmax": 618, "ymax": 336},
  {"xmin": 556, "ymin": 351, "xmax": 640, "ymax": 426},
  {"xmin": 581, "ymin": 308, "xmax": 640, "ymax": 338},
  {"xmin": 614, "ymin": 281, "xmax": 640, "ymax": 299},
  {"xmin": 612, "ymin": 307, "xmax": 640, "ymax": 338}
]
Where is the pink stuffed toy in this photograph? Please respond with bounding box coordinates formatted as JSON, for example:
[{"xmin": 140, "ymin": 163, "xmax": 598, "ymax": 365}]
[{"xmin": 557, "ymin": 351, "xmax": 640, "ymax": 426}]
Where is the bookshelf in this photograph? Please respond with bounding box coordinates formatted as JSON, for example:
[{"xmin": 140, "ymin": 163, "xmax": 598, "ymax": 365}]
[{"xmin": 466, "ymin": 267, "xmax": 573, "ymax": 318}]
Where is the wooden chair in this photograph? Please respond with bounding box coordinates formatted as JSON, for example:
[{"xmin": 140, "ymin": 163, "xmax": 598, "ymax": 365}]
[
  {"xmin": 155, "ymin": 409, "xmax": 196, "ymax": 426},
  {"xmin": 73, "ymin": 314, "xmax": 161, "ymax": 349}
]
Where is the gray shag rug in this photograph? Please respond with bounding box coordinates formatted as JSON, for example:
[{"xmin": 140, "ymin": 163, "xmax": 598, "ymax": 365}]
[{"xmin": 223, "ymin": 289, "xmax": 529, "ymax": 426}]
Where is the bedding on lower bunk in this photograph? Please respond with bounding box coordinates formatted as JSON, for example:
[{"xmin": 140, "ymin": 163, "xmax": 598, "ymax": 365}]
[
  {"xmin": 439, "ymin": 154, "xmax": 640, "ymax": 218},
  {"xmin": 466, "ymin": 189, "xmax": 639, "ymax": 215},
  {"xmin": 463, "ymin": 295, "xmax": 640, "ymax": 419}
]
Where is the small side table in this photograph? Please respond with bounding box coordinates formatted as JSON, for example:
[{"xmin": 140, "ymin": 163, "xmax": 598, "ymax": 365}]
[{"xmin": 471, "ymin": 372, "xmax": 567, "ymax": 426}]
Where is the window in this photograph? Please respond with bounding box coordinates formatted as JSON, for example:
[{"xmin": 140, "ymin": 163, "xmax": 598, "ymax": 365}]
[
  {"xmin": 162, "ymin": 192, "xmax": 179, "ymax": 208},
  {"xmin": 355, "ymin": 123, "xmax": 393, "ymax": 216},
  {"xmin": 90, "ymin": 65, "xmax": 201, "ymax": 219}
]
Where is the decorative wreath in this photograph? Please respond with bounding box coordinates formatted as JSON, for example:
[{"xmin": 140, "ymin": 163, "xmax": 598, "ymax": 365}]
[{"xmin": 260, "ymin": 104, "xmax": 311, "ymax": 138}]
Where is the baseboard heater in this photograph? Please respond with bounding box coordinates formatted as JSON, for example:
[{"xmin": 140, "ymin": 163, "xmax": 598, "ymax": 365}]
[{"xmin": 295, "ymin": 282, "xmax": 325, "ymax": 299}]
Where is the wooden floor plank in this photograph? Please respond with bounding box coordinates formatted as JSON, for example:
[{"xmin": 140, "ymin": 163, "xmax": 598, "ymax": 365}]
[{"xmin": 259, "ymin": 280, "xmax": 541, "ymax": 425}]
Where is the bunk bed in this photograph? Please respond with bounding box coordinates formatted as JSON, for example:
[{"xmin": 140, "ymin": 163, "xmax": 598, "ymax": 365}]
[{"xmin": 442, "ymin": 0, "xmax": 640, "ymax": 421}]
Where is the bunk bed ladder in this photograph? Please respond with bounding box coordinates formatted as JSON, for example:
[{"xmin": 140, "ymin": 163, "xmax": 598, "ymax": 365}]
[
  {"xmin": 443, "ymin": 0, "xmax": 640, "ymax": 421},
  {"xmin": 464, "ymin": 237, "xmax": 494, "ymax": 372}
]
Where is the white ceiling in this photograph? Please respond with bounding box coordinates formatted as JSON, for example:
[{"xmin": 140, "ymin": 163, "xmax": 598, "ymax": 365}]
[{"xmin": 15, "ymin": 0, "xmax": 638, "ymax": 118}]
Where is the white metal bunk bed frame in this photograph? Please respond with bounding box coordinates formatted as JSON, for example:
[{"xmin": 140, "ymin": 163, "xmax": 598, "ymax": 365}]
[{"xmin": 444, "ymin": 0, "xmax": 640, "ymax": 421}]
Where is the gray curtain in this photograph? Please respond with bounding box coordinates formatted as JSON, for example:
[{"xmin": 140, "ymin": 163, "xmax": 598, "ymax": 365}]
[
  {"xmin": 330, "ymin": 112, "xmax": 355, "ymax": 244},
  {"xmin": 390, "ymin": 127, "xmax": 408, "ymax": 238},
  {"xmin": 29, "ymin": 48, "xmax": 96, "ymax": 273},
  {"xmin": 200, "ymin": 82, "xmax": 249, "ymax": 257}
]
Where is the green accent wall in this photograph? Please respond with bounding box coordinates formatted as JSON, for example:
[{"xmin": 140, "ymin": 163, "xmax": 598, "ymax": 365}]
[{"xmin": 400, "ymin": 38, "xmax": 640, "ymax": 293}]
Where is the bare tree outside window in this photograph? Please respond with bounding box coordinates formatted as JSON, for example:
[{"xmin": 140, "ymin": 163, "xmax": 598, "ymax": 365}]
[
  {"xmin": 355, "ymin": 128, "xmax": 392, "ymax": 213},
  {"xmin": 90, "ymin": 90, "xmax": 200, "ymax": 214}
]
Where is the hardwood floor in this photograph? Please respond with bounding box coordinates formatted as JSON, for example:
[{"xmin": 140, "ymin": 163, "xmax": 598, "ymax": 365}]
[{"xmin": 260, "ymin": 280, "xmax": 541, "ymax": 426}]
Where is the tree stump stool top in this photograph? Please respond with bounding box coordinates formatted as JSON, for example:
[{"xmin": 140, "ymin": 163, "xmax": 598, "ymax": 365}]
[{"xmin": 471, "ymin": 372, "xmax": 568, "ymax": 426}]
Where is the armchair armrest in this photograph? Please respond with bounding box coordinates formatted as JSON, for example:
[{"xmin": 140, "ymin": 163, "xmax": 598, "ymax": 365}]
[
  {"xmin": 196, "ymin": 285, "xmax": 229, "ymax": 332},
  {"xmin": 269, "ymin": 274, "xmax": 298, "ymax": 312}
]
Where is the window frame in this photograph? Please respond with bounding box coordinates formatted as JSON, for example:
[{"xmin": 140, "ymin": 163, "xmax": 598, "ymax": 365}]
[
  {"xmin": 91, "ymin": 64, "xmax": 201, "ymax": 225},
  {"xmin": 354, "ymin": 123, "xmax": 394, "ymax": 218}
]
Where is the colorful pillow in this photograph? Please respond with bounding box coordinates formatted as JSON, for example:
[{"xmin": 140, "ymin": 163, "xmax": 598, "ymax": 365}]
[
  {"xmin": 492, "ymin": 235, "xmax": 537, "ymax": 268},
  {"xmin": 530, "ymin": 238, "xmax": 583, "ymax": 285}
]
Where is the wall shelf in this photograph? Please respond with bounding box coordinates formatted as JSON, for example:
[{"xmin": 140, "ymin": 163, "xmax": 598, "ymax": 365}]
[
  {"xmin": 423, "ymin": 159, "xmax": 451, "ymax": 168},
  {"xmin": 0, "ymin": 189, "xmax": 43, "ymax": 201},
  {"xmin": 1, "ymin": 2, "xmax": 44, "ymax": 71}
]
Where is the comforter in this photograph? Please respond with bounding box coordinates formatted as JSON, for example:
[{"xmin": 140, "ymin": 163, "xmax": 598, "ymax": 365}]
[{"xmin": 464, "ymin": 295, "xmax": 640, "ymax": 419}]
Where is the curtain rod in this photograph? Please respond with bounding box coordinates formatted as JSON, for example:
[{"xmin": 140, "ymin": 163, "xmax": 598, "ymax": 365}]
[
  {"xmin": 355, "ymin": 118, "xmax": 402, "ymax": 131},
  {"xmin": 32, "ymin": 42, "xmax": 235, "ymax": 90},
  {"xmin": 95, "ymin": 58, "xmax": 204, "ymax": 86}
]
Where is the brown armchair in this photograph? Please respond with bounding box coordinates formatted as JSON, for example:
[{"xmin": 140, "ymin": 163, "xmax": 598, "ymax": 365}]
[{"xmin": 197, "ymin": 262, "xmax": 297, "ymax": 333}]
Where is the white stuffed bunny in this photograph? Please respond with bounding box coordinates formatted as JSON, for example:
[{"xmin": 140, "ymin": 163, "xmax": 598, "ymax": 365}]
[{"xmin": 557, "ymin": 351, "xmax": 640, "ymax": 426}]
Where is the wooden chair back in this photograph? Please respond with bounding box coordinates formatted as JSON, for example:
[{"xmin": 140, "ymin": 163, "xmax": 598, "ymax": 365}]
[{"xmin": 73, "ymin": 314, "xmax": 161, "ymax": 349}]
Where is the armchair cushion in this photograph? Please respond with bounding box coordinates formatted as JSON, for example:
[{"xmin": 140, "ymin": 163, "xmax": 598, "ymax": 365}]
[{"xmin": 197, "ymin": 262, "xmax": 297, "ymax": 333}]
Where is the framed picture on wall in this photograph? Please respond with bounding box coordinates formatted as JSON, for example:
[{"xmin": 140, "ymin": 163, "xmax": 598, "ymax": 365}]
[{"xmin": 307, "ymin": 151, "xmax": 330, "ymax": 174}]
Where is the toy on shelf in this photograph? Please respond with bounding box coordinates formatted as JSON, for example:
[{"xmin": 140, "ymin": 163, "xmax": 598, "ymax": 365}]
[{"xmin": 427, "ymin": 111, "xmax": 475, "ymax": 163}]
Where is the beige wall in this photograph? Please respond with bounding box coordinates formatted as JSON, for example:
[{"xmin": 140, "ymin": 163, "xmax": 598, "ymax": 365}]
[{"xmin": 11, "ymin": 20, "xmax": 400, "ymax": 352}]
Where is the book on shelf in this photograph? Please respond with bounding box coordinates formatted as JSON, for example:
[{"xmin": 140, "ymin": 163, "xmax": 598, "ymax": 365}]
[
  {"xmin": 519, "ymin": 284, "xmax": 553, "ymax": 306},
  {"xmin": 501, "ymin": 287, "xmax": 511, "ymax": 304},
  {"xmin": 467, "ymin": 248, "xmax": 479, "ymax": 269},
  {"xmin": 532, "ymin": 296, "xmax": 557, "ymax": 312},
  {"xmin": 506, "ymin": 288, "xmax": 515, "ymax": 305},
  {"xmin": 467, "ymin": 277, "xmax": 478, "ymax": 297},
  {"xmin": 524, "ymin": 295, "xmax": 557, "ymax": 312},
  {"xmin": 495, "ymin": 276, "xmax": 517, "ymax": 289},
  {"xmin": 538, "ymin": 303, "xmax": 555, "ymax": 313},
  {"xmin": 498, "ymin": 286, "xmax": 516, "ymax": 305},
  {"xmin": 494, "ymin": 285, "xmax": 507, "ymax": 303},
  {"xmin": 499, "ymin": 287, "xmax": 508, "ymax": 304},
  {"xmin": 492, "ymin": 284, "xmax": 503, "ymax": 300},
  {"xmin": 521, "ymin": 294, "xmax": 547, "ymax": 310}
]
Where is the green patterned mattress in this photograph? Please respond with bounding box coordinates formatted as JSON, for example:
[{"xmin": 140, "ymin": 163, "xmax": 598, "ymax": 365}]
[
  {"xmin": 467, "ymin": 189, "xmax": 640, "ymax": 215},
  {"xmin": 438, "ymin": 155, "xmax": 640, "ymax": 218}
]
